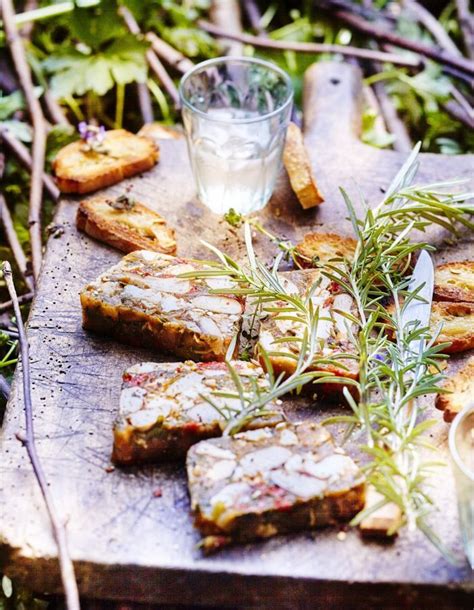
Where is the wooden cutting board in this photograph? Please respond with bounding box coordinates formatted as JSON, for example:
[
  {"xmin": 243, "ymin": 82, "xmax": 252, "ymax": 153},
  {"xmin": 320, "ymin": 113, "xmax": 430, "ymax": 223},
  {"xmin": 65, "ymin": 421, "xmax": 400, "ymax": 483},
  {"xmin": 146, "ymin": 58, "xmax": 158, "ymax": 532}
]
[{"xmin": 0, "ymin": 62, "xmax": 473, "ymax": 608}]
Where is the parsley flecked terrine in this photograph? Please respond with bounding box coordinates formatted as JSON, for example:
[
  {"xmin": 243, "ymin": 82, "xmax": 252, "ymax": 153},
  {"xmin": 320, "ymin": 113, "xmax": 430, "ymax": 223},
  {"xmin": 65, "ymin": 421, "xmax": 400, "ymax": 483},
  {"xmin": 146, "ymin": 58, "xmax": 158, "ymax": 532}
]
[
  {"xmin": 259, "ymin": 269, "xmax": 359, "ymax": 393},
  {"xmin": 187, "ymin": 421, "xmax": 365, "ymax": 551},
  {"xmin": 80, "ymin": 250, "xmax": 244, "ymax": 361},
  {"xmin": 112, "ymin": 360, "xmax": 283, "ymax": 464}
]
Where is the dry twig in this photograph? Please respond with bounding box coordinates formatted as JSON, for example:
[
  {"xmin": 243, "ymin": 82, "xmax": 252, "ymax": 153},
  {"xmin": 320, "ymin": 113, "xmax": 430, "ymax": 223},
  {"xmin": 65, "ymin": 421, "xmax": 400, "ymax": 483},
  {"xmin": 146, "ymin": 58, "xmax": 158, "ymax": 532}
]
[
  {"xmin": 1, "ymin": 0, "xmax": 46, "ymax": 282},
  {"xmin": 317, "ymin": 1, "xmax": 474, "ymax": 76},
  {"xmin": 119, "ymin": 6, "xmax": 180, "ymax": 108},
  {"xmin": 1, "ymin": 261, "xmax": 80, "ymax": 610},
  {"xmin": 242, "ymin": 0, "xmax": 267, "ymax": 36},
  {"xmin": 198, "ymin": 20, "xmax": 423, "ymax": 67},
  {"xmin": 0, "ymin": 195, "xmax": 34, "ymax": 291},
  {"xmin": 136, "ymin": 82, "xmax": 154, "ymax": 125},
  {"xmin": 456, "ymin": 0, "xmax": 474, "ymax": 60},
  {"xmin": 0, "ymin": 291, "xmax": 33, "ymax": 314},
  {"xmin": 0, "ymin": 373, "xmax": 10, "ymax": 400},
  {"xmin": 404, "ymin": 0, "xmax": 462, "ymax": 58},
  {"xmin": 210, "ymin": 0, "xmax": 244, "ymax": 55},
  {"xmin": 0, "ymin": 127, "xmax": 59, "ymax": 200},
  {"xmin": 145, "ymin": 32, "xmax": 194, "ymax": 74}
]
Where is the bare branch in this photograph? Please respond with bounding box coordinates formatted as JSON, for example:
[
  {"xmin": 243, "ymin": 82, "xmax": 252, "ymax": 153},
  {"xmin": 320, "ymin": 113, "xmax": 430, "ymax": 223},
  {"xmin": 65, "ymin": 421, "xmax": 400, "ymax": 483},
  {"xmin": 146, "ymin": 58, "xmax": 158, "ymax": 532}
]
[
  {"xmin": 316, "ymin": 1, "xmax": 474, "ymax": 76},
  {"xmin": 456, "ymin": 0, "xmax": 474, "ymax": 60},
  {"xmin": 1, "ymin": 127, "xmax": 59, "ymax": 201},
  {"xmin": 404, "ymin": 0, "xmax": 462, "ymax": 58},
  {"xmin": 0, "ymin": 195, "xmax": 34, "ymax": 291},
  {"xmin": 0, "ymin": 291, "xmax": 34, "ymax": 314},
  {"xmin": 43, "ymin": 89, "xmax": 70, "ymax": 126},
  {"xmin": 145, "ymin": 32, "xmax": 194, "ymax": 74},
  {"xmin": 1, "ymin": 261, "xmax": 80, "ymax": 610},
  {"xmin": 210, "ymin": 0, "xmax": 244, "ymax": 55},
  {"xmin": 242, "ymin": 0, "xmax": 267, "ymax": 37},
  {"xmin": 136, "ymin": 83, "xmax": 154, "ymax": 125},
  {"xmin": 198, "ymin": 20, "xmax": 423, "ymax": 68},
  {"xmin": 119, "ymin": 6, "xmax": 180, "ymax": 108},
  {"xmin": 1, "ymin": 0, "xmax": 46, "ymax": 282}
]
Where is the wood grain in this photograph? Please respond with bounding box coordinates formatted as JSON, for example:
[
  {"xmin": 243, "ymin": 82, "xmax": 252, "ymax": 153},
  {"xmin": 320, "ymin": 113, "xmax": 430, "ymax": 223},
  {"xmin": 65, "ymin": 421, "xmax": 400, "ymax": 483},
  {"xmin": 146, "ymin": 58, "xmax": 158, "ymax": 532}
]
[{"xmin": 0, "ymin": 62, "xmax": 473, "ymax": 608}]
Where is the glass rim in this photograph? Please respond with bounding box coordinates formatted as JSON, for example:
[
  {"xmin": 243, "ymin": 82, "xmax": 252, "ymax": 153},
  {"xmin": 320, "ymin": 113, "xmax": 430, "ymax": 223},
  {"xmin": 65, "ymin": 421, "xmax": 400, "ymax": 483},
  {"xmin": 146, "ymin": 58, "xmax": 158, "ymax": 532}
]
[
  {"xmin": 449, "ymin": 403, "xmax": 474, "ymax": 481},
  {"xmin": 178, "ymin": 56, "xmax": 294, "ymax": 124}
]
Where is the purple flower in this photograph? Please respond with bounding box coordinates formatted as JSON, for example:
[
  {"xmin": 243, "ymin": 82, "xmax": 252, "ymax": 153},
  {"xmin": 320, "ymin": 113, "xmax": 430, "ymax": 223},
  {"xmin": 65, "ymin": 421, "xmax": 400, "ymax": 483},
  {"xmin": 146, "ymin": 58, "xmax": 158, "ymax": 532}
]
[{"xmin": 78, "ymin": 122, "xmax": 106, "ymax": 152}]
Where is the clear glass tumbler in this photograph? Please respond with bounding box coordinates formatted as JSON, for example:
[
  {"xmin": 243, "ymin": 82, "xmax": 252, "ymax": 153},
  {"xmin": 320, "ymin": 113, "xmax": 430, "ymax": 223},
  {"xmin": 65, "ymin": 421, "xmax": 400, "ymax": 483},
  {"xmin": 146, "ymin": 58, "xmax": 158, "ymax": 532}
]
[
  {"xmin": 449, "ymin": 404, "xmax": 474, "ymax": 568},
  {"xmin": 179, "ymin": 57, "xmax": 293, "ymax": 215}
]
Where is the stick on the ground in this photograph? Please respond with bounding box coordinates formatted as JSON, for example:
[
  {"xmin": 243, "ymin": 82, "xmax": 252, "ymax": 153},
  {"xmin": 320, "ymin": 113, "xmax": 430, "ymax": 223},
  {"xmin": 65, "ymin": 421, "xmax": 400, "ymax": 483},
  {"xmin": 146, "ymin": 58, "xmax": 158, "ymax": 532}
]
[
  {"xmin": 242, "ymin": 0, "xmax": 267, "ymax": 36},
  {"xmin": 0, "ymin": 195, "xmax": 34, "ymax": 291},
  {"xmin": 43, "ymin": 89, "xmax": 70, "ymax": 126},
  {"xmin": 316, "ymin": 1, "xmax": 474, "ymax": 76},
  {"xmin": 1, "ymin": 261, "xmax": 80, "ymax": 610},
  {"xmin": 210, "ymin": 0, "xmax": 244, "ymax": 55},
  {"xmin": 0, "ymin": 128, "xmax": 59, "ymax": 200},
  {"xmin": 404, "ymin": 0, "xmax": 462, "ymax": 58},
  {"xmin": 0, "ymin": 291, "xmax": 34, "ymax": 314},
  {"xmin": 198, "ymin": 20, "xmax": 423, "ymax": 68},
  {"xmin": 456, "ymin": 0, "xmax": 474, "ymax": 60},
  {"xmin": 442, "ymin": 99, "xmax": 474, "ymax": 128},
  {"xmin": 2, "ymin": 0, "xmax": 46, "ymax": 282},
  {"xmin": 119, "ymin": 6, "xmax": 180, "ymax": 108},
  {"xmin": 136, "ymin": 82, "xmax": 154, "ymax": 124},
  {"xmin": 0, "ymin": 373, "xmax": 11, "ymax": 401},
  {"xmin": 145, "ymin": 32, "xmax": 194, "ymax": 74}
]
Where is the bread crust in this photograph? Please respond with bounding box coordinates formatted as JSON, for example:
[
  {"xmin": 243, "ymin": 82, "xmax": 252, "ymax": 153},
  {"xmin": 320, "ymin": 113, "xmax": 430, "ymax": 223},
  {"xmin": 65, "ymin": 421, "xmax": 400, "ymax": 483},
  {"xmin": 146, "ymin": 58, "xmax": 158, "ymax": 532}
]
[
  {"xmin": 295, "ymin": 232, "xmax": 357, "ymax": 268},
  {"xmin": 76, "ymin": 195, "xmax": 176, "ymax": 255},
  {"xmin": 434, "ymin": 261, "xmax": 474, "ymax": 303},
  {"xmin": 283, "ymin": 122, "xmax": 324, "ymax": 209},
  {"xmin": 53, "ymin": 129, "xmax": 159, "ymax": 194},
  {"xmin": 430, "ymin": 301, "xmax": 474, "ymax": 353},
  {"xmin": 435, "ymin": 356, "xmax": 474, "ymax": 422}
]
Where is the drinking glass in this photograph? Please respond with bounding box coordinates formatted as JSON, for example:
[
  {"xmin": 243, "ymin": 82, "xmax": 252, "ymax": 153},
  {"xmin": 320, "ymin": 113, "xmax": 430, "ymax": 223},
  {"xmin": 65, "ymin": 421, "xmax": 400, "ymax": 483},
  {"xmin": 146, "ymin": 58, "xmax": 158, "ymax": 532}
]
[
  {"xmin": 449, "ymin": 404, "xmax": 474, "ymax": 568},
  {"xmin": 179, "ymin": 57, "xmax": 293, "ymax": 215}
]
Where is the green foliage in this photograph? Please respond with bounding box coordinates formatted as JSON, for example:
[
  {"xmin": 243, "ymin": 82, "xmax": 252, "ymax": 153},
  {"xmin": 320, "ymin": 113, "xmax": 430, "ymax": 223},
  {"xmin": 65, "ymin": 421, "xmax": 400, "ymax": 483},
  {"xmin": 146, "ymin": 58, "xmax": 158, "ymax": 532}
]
[{"xmin": 0, "ymin": 575, "xmax": 48, "ymax": 610}]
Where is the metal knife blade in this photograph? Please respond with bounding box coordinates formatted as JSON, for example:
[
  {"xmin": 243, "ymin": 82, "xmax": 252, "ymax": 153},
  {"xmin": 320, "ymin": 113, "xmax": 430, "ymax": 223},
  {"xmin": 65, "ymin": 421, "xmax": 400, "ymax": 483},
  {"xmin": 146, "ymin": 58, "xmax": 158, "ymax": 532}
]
[{"xmin": 400, "ymin": 249, "xmax": 435, "ymax": 359}]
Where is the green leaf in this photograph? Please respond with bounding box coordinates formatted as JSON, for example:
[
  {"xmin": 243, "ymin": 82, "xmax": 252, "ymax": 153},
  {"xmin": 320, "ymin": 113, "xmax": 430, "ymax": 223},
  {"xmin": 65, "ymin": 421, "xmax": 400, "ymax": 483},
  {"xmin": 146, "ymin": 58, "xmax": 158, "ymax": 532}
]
[
  {"xmin": 44, "ymin": 35, "xmax": 149, "ymax": 97},
  {"xmin": 1, "ymin": 575, "xmax": 12, "ymax": 599},
  {"xmin": 71, "ymin": 0, "xmax": 126, "ymax": 49},
  {"xmin": 0, "ymin": 91, "xmax": 24, "ymax": 120},
  {"xmin": 0, "ymin": 120, "xmax": 33, "ymax": 143}
]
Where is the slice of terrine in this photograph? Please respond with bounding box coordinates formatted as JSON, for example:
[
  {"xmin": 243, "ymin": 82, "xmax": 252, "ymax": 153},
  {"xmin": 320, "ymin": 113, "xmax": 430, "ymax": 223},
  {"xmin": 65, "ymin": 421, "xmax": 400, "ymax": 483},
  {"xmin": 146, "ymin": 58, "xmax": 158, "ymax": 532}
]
[
  {"xmin": 258, "ymin": 269, "xmax": 359, "ymax": 393},
  {"xmin": 112, "ymin": 360, "xmax": 283, "ymax": 464},
  {"xmin": 187, "ymin": 421, "xmax": 365, "ymax": 550},
  {"xmin": 80, "ymin": 250, "xmax": 244, "ymax": 361}
]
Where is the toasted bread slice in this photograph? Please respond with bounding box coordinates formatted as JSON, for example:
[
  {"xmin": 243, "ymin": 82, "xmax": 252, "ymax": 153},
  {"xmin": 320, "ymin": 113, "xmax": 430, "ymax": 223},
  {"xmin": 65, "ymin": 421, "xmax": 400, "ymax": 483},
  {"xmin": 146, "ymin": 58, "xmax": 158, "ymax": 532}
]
[
  {"xmin": 431, "ymin": 302, "xmax": 474, "ymax": 354},
  {"xmin": 283, "ymin": 122, "xmax": 324, "ymax": 209},
  {"xmin": 77, "ymin": 194, "xmax": 176, "ymax": 255},
  {"xmin": 138, "ymin": 123, "xmax": 183, "ymax": 141},
  {"xmin": 295, "ymin": 232, "xmax": 357, "ymax": 268},
  {"xmin": 53, "ymin": 129, "xmax": 159, "ymax": 194},
  {"xmin": 435, "ymin": 356, "xmax": 474, "ymax": 422},
  {"xmin": 434, "ymin": 261, "xmax": 474, "ymax": 303}
]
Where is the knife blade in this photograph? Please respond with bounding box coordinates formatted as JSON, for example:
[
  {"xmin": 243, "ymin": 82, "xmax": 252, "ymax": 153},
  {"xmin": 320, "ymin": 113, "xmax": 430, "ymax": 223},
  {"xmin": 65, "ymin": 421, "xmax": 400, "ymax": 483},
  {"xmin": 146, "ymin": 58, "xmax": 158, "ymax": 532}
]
[{"xmin": 400, "ymin": 249, "xmax": 435, "ymax": 362}]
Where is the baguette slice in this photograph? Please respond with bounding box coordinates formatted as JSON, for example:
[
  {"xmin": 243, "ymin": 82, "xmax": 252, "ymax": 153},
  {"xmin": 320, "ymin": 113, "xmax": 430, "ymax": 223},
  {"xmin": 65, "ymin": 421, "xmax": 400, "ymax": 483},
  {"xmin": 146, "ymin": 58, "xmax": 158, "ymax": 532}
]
[
  {"xmin": 283, "ymin": 122, "xmax": 324, "ymax": 209},
  {"xmin": 187, "ymin": 421, "xmax": 365, "ymax": 551},
  {"xmin": 434, "ymin": 261, "xmax": 474, "ymax": 303},
  {"xmin": 53, "ymin": 129, "xmax": 159, "ymax": 194},
  {"xmin": 431, "ymin": 301, "xmax": 474, "ymax": 354},
  {"xmin": 435, "ymin": 356, "xmax": 474, "ymax": 422},
  {"xmin": 258, "ymin": 269, "xmax": 359, "ymax": 394},
  {"xmin": 77, "ymin": 194, "xmax": 176, "ymax": 255},
  {"xmin": 295, "ymin": 232, "xmax": 357, "ymax": 268},
  {"xmin": 138, "ymin": 123, "xmax": 183, "ymax": 141},
  {"xmin": 80, "ymin": 250, "xmax": 244, "ymax": 362},
  {"xmin": 112, "ymin": 360, "xmax": 283, "ymax": 465}
]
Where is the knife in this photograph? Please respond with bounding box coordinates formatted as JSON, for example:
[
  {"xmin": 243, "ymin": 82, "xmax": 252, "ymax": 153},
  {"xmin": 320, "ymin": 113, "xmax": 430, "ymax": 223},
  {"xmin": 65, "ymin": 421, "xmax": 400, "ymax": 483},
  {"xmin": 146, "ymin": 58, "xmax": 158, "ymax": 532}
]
[{"xmin": 400, "ymin": 249, "xmax": 435, "ymax": 368}]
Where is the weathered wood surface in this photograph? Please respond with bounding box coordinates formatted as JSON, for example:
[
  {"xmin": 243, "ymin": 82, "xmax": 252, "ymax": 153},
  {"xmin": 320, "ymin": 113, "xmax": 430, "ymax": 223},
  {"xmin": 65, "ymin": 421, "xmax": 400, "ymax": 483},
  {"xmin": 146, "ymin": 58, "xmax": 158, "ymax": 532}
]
[{"xmin": 1, "ymin": 62, "xmax": 473, "ymax": 608}]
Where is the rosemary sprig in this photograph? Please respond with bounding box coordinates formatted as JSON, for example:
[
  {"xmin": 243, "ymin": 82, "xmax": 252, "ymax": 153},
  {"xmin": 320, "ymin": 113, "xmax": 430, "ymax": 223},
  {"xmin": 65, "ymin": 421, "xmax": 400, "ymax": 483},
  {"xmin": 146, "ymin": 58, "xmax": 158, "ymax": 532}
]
[{"xmin": 188, "ymin": 144, "xmax": 473, "ymax": 553}]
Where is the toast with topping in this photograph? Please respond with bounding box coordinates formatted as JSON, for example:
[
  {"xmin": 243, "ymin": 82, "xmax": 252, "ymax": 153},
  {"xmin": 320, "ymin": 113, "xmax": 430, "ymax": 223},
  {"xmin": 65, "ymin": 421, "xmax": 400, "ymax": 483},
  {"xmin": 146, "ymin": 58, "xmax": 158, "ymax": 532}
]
[
  {"xmin": 430, "ymin": 302, "xmax": 474, "ymax": 353},
  {"xmin": 53, "ymin": 129, "xmax": 159, "ymax": 194},
  {"xmin": 283, "ymin": 122, "xmax": 324, "ymax": 209},
  {"xmin": 187, "ymin": 421, "xmax": 365, "ymax": 551},
  {"xmin": 112, "ymin": 360, "xmax": 283, "ymax": 465},
  {"xmin": 80, "ymin": 250, "xmax": 244, "ymax": 361},
  {"xmin": 435, "ymin": 356, "xmax": 474, "ymax": 422},
  {"xmin": 258, "ymin": 269, "xmax": 359, "ymax": 393},
  {"xmin": 434, "ymin": 261, "xmax": 474, "ymax": 303},
  {"xmin": 77, "ymin": 194, "xmax": 176, "ymax": 255},
  {"xmin": 295, "ymin": 232, "xmax": 356, "ymax": 268}
]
